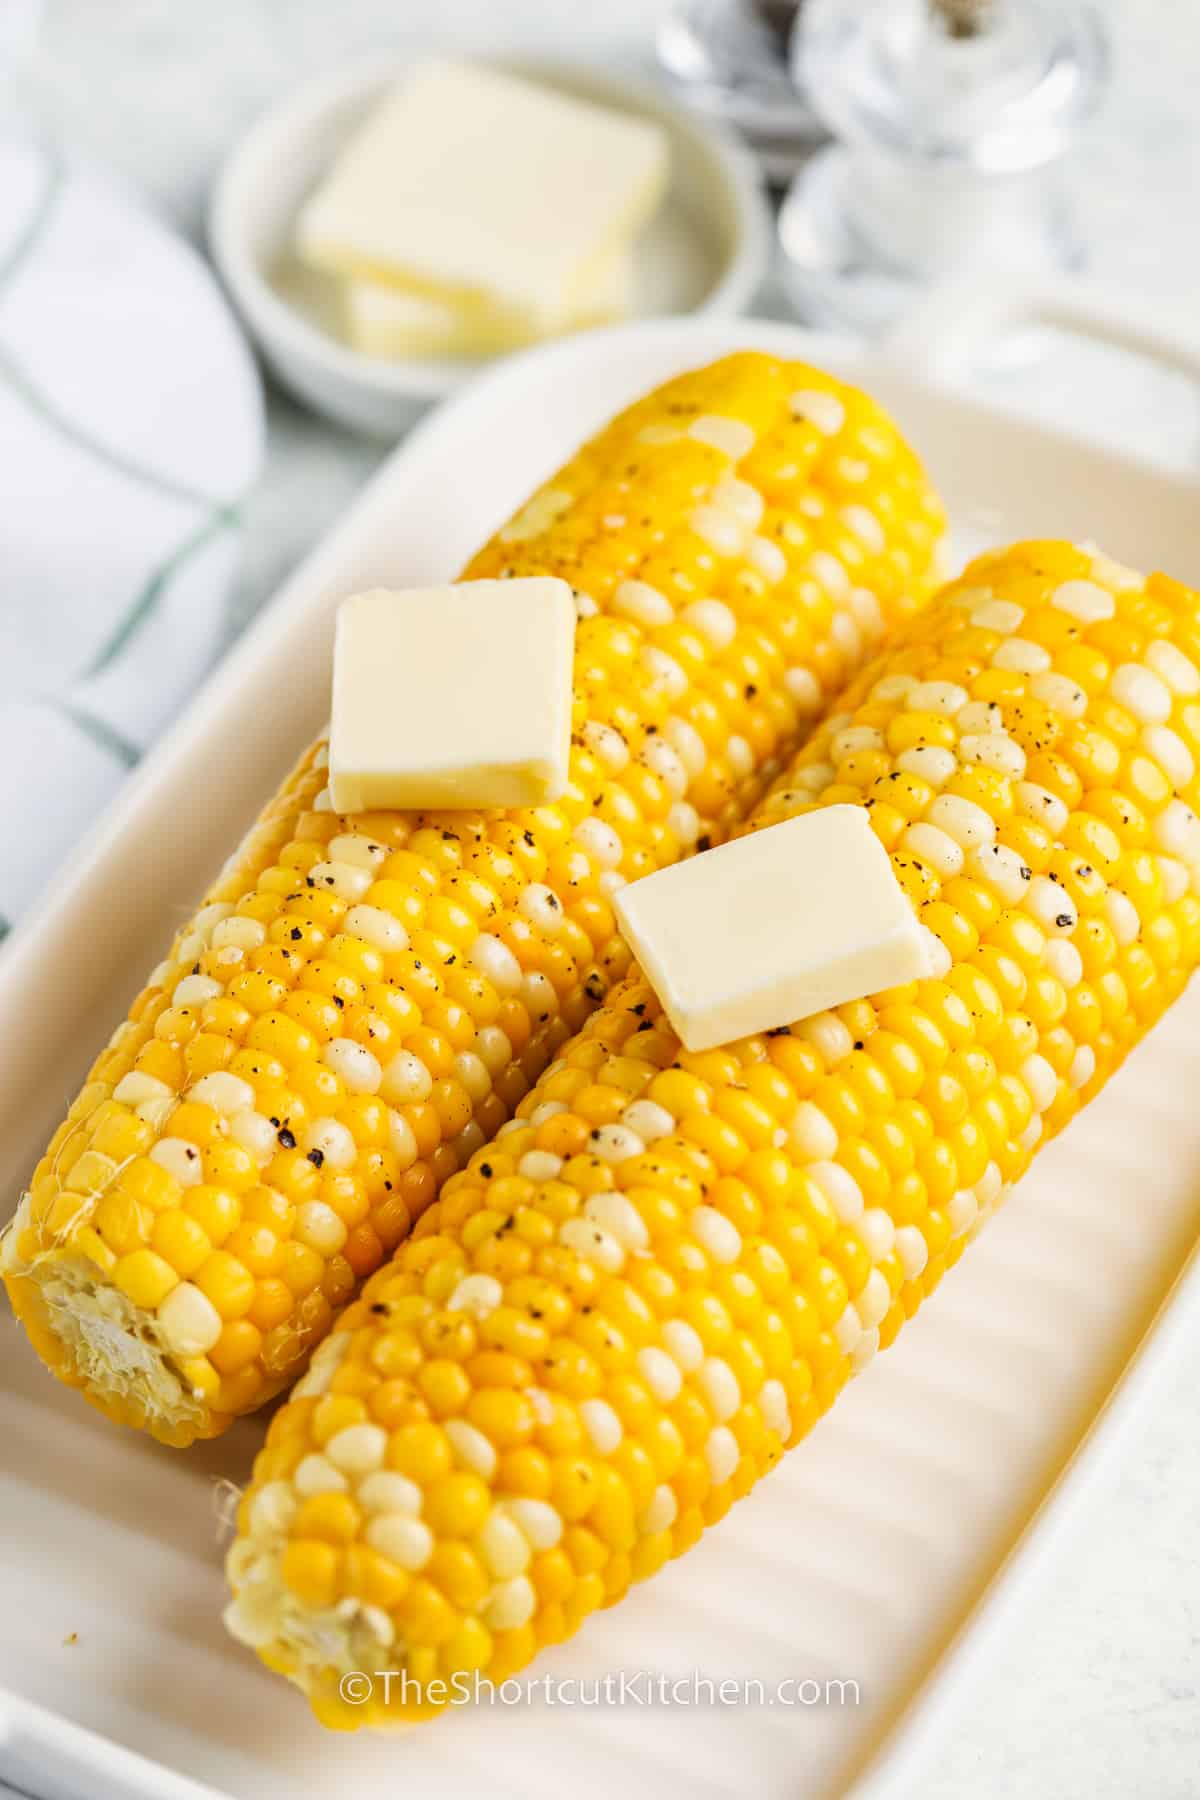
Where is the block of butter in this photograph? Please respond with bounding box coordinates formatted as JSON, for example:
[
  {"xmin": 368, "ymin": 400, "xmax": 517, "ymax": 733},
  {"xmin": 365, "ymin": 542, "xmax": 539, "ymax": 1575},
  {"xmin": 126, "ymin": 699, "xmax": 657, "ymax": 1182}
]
[
  {"xmin": 344, "ymin": 250, "xmax": 634, "ymax": 361},
  {"xmin": 614, "ymin": 807, "xmax": 929, "ymax": 1052},
  {"xmin": 296, "ymin": 59, "xmax": 668, "ymax": 337},
  {"xmin": 328, "ymin": 578, "xmax": 576, "ymax": 814}
]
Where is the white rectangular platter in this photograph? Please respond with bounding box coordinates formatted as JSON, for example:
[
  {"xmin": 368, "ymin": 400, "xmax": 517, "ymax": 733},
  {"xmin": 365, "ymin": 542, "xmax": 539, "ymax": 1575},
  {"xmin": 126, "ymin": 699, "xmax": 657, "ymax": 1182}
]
[{"xmin": 3, "ymin": 316, "xmax": 1200, "ymax": 1800}]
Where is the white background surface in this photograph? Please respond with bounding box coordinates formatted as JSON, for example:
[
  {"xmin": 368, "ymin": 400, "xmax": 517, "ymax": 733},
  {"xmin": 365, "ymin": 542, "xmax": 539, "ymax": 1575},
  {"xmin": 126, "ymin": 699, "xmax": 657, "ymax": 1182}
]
[{"xmin": 18, "ymin": 3, "xmax": 1200, "ymax": 1796}]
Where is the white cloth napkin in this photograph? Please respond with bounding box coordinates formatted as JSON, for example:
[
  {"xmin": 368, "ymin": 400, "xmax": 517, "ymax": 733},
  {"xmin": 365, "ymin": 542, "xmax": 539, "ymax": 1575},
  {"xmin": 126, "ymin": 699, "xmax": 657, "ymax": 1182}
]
[{"xmin": 0, "ymin": 136, "xmax": 263, "ymax": 946}]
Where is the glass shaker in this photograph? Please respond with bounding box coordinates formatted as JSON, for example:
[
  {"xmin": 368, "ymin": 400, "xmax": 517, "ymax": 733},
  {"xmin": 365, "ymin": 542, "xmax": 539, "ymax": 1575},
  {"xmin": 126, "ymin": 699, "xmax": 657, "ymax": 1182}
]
[{"xmin": 778, "ymin": 0, "xmax": 1109, "ymax": 333}]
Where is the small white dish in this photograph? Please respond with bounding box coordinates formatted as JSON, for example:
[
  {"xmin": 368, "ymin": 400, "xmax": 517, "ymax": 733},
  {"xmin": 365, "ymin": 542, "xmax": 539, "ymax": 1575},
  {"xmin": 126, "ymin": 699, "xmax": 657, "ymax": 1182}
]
[{"xmin": 208, "ymin": 54, "xmax": 772, "ymax": 437}]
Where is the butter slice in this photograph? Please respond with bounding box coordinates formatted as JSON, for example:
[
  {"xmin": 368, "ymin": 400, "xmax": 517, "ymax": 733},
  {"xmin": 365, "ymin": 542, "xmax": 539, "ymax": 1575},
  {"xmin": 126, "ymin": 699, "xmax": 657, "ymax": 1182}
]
[
  {"xmin": 329, "ymin": 579, "xmax": 576, "ymax": 814},
  {"xmin": 614, "ymin": 807, "xmax": 928, "ymax": 1053},
  {"xmin": 344, "ymin": 251, "xmax": 634, "ymax": 361},
  {"xmin": 296, "ymin": 59, "xmax": 668, "ymax": 334}
]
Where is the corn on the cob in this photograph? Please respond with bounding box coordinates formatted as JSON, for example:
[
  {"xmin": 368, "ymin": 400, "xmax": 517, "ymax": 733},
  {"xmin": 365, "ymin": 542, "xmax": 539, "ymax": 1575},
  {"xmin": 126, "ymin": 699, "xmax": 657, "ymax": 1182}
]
[
  {"xmin": 1, "ymin": 353, "xmax": 944, "ymax": 1446},
  {"xmin": 224, "ymin": 541, "xmax": 1200, "ymax": 1724}
]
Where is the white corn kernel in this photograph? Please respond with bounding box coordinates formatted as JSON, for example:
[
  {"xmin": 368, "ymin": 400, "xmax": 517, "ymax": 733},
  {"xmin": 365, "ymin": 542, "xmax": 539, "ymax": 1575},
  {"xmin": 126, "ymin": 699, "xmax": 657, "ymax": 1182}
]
[
  {"xmin": 640, "ymin": 1486, "xmax": 678, "ymax": 1534},
  {"xmin": 897, "ymin": 745, "xmax": 957, "ymax": 787},
  {"xmin": 1147, "ymin": 639, "xmax": 1200, "ymax": 696},
  {"xmin": 518, "ymin": 1150, "xmax": 563, "ymax": 1183},
  {"xmin": 519, "ymin": 883, "xmax": 565, "ymax": 934},
  {"xmin": 748, "ymin": 535, "xmax": 787, "ymax": 584},
  {"xmin": 927, "ymin": 793, "xmax": 996, "ymax": 851},
  {"xmin": 698, "ymin": 1357, "xmax": 741, "ymax": 1421},
  {"xmin": 559, "ymin": 1217, "xmax": 625, "ymax": 1273},
  {"xmin": 478, "ymin": 1509, "xmax": 531, "ymax": 1578},
  {"xmin": 958, "ymin": 733, "xmax": 1026, "ymax": 779},
  {"xmin": 1112, "ymin": 663, "xmax": 1172, "ymax": 724},
  {"xmin": 470, "ymin": 933, "xmax": 523, "ymax": 994},
  {"xmin": 149, "ymin": 1138, "xmax": 203, "ymax": 1187},
  {"xmin": 971, "ymin": 599, "xmax": 1024, "ymax": 633},
  {"xmin": 641, "ymin": 646, "xmax": 689, "ymax": 700},
  {"xmin": 907, "ymin": 680, "xmax": 968, "ymax": 717},
  {"xmin": 788, "ymin": 1101, "xmax": 839, "ymax": 1162},
  {"xmin": 661, "ymin": 1319, "xmax": 705, "ymax": 1373},
  {"xmin": 682, "ymin": 599, "xmax": 737, "ymax": 650},
  {"xmin": 808, "ymin": 1160, "xmax": 864, "ymax": 1224},
  {"xmin": 1142, "ymin": 724, "xmax": 1195, "ymax": 789},
  {"xmin": 585, "ymin": 1190, "xmax": 649, "ymax": 1251},
  {"xmin": 328, "ymin": 833, "xmax": 387, "ymax": 870},
  {"xmin": 992, "ymin": 638, "xmax": 1051, "ymax": 675},
  {"xmin": 157, "ymin": 1281, "xmax": 222, "ymax": 1356},
  {"xmin": 113, "ymin": 1072, "xmax": 173, "ymax": 1106},
  {"xmin": 842, "ymin": 504, "xmax": 886, "ymax": 553},
  {"xmin": 690, "ymin": 1205, "xmax": 741, "ymax": 1264},
  {"xmin": 621, "ymin": 1099, "xmax": 675, "ymax": 1142},
  {"xmin": 484, "ymin": 1575, "xmax": 536, "ymax": 1631},
  {"xmin": 365, "ymin": 1514, "xmax": 433, "ymax": 1570},
  {"xmin": 895, "ymin": 1224, "xmax": 928, "ymax": 1281},
  {"xmin": 1025, "ymin": 876, "xmax": 1077, "ymax": 935},
  {"xmin": 325, "ymin": 1424, "xmax": 387, "ymax": 1476},
  {"xmin": 900, "ymin": 822, "xmax": 965, "ymax": 880},
  {"xmin": 789, "ymin": 389, "xmax": 845, "ymax": 434},
  {"xmin": 1030, "ymin": 672, "xmax": 1088, "ymax": 720},
  {"xmin": 1016, "ymin": 782, "xmax": 1070, "ymax": 836},
  {"xmin": 224, "ymin": 1111, "xmax": 273, "ymax": 1168},
  {"xmin": 380, "ymin": 1050, "xmax": 433, "ymax": 1105},
  {"xmin": 302, "ymin": 1118, "xmax": 356, "ymax": 1170},
  {"xmin": 293, "ymin": 1454, "xmax": 348, "ymax": 1498},
  {"xmin": 344, "ymin": 905, "xmax": 409, "ymax": 953},
  {"xmin": 1052, "ymin": 579, "xmax": 1114, "ymax": 623},
  {"xmin": 947, "ymin": 1188, "xmax": 979, "ymax": 1239},
  {"xmin": 172, "ymin": 974, "xmax": 223, "ymax": 1007},
  {"xmin": 582, "ymin": 720, "xmax": 630, "ymax": 771},
  {"xmin": 579, "ymin": 1398, "xmax": 624, "ymax": 1453},
  {"xmin": 712, "ymin": 474, "xmax": 765, "ymax": 529},
  {"xmin": 1021, "ymin": 1053, "xmax": 1059, "ymax": 1113},
  {"xmin": 638, "ymin": 1345, "xmax": 683, "ymax": 1403},
  {"xmin": 295, "ymin": 1201, "xmax": 348, "ymax": 1256},
  {"xmin": 187, "ymin": 1072, "xmax": 255, "ymax": 1115},
  {"xmin": 690, "ymin": 505, "xmax": 744, "ymax": 557},
  {"xmin": 588, "ymin": 1123, "xmax": 645, "ymax": 1164},
  {"xmin": 1154, "ymin": 799, "xmax": 1200, "ymax": 861},
  {"xmin": 505, "ymin": 1497, "xmax": 563, "ymax": 1550},
  {"xmin": 322, "ymin": 1039, "xmax": 382, "ymax": 1094},
  {"xmin": 1106, "ymin": 889, "xmax": 1141, "ymax": 946},
  {"xmin": 445, "ymin": 1419, "xmax": 498, "ymax": 1481},
  {"xmin": 856, "ymin": 1267, "xmax": 891, "ymax": 1328},
  {"xmin": 612, "ymin": 579, "xmax": 674, "ymax": 627},
  {"xmin": 690, "ymin": 414, "xmax": 756, "ymax": 459},
  {"xmin": 448, "ymin": 1274, "xmax": 503, "ymax": 1316},
  {"xmin": 858, "ymin": 1207, "xmax": 896, "ymax": 1260},
  {"xmin": 308, "ymin": 861, "xmax": 373, "ymax": 902},
  {"xmin": 357, "ymin": 1471, "xmax": 421, "ymax": 1514},
  {"xmin": 705, "ymin": 1425, "xmax": 740, "ymax": 1486}
]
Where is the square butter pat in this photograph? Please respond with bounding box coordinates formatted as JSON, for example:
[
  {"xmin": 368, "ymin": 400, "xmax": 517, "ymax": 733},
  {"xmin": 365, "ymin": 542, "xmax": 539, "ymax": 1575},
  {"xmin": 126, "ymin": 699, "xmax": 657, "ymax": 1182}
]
[
  {"xmin": 296, "ymin": 59, "xmax": 667, "ymax": 333},
  {"xmin": 344, "ymin": 249, "xmax": 634, "ymax": 360},
  {"xmin": 329, "ymin": 579, "xmax": 576, "ymax": 813},
  {"xmin": 615, "ymin": 806, "xmax": 928, "ymax": 1053}
]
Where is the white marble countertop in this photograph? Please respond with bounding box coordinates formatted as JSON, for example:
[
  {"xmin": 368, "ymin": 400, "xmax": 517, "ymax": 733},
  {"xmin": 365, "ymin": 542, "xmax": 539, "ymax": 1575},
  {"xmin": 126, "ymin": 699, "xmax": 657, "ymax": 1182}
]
[{"xmin": 24, "ymin": 2, "xmax": 1200, "ymax": 1796}]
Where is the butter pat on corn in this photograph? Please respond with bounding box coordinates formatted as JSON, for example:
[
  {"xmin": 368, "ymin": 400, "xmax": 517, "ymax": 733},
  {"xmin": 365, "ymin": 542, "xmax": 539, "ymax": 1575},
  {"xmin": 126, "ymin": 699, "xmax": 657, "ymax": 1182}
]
[
  {"xmin": 328, "ymin": 579, "xmax": 576, "ymax": 813},
  {"xmin": 296, "ymin": 60, "xmax": 668, "ymax": 337},
  {"xmin": 615, "ymin": 806, "xmax": 929, "ymax": 1051}
]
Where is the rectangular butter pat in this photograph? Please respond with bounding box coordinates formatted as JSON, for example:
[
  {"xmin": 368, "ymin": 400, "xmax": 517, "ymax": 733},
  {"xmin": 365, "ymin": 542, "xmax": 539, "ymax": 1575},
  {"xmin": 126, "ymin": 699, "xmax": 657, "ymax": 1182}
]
[
  {"xmin": 344, "ymin": 250, "xmax": 634, "ymax": 360},
  {"xmin": 296, "ymin": 59, "xmax": 668, "ymax": 334},
  {"xmin": 329, "ymin": 578, "xmax": 577, "ymax": 814},
  {"xmin": 614, "ymin": 807, "xmax": 929, "ymax": 1053}
]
